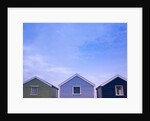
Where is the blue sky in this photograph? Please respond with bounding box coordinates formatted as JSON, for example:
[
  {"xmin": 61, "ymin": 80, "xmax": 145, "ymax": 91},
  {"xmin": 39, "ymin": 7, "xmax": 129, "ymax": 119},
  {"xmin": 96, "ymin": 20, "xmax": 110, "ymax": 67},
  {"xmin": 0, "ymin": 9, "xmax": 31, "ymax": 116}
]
[{"xmin": 23, "ymin": 23, "xmax": 127, "ymax": 87}]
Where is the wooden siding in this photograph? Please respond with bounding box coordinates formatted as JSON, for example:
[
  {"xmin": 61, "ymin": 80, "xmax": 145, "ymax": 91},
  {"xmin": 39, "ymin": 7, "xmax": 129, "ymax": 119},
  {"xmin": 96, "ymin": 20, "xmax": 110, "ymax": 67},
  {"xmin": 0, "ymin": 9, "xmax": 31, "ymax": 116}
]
[
  {"xmin": 23, "ymin": 78, "xmax": 58, "ymax": 98},
  {"xmin": 60, "ymin": 76, "xmax": 94, "ymax": 98},
  {"xmin": 97, "ymin": 77, "xmax": 127, "ymax": 98}
]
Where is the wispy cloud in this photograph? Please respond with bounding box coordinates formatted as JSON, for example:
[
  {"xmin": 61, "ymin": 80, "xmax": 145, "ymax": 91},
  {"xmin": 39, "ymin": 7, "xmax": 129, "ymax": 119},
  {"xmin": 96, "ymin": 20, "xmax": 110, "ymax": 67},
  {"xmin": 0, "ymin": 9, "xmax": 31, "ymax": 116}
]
[
  {"xmin": 23, "ymin": 51, "xmax": 75, "ymax": 85},
  {"xmin": 46, "ymin": 67, "xmax": 73, "ymax": 74}
]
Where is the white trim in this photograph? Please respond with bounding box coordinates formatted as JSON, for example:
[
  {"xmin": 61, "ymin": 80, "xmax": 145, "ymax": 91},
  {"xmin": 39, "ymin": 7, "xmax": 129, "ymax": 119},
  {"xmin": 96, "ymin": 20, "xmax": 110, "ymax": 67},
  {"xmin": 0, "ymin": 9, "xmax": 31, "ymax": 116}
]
[
  {"xmin": 30, "ymin": 86, "xmax": 38, "ymax": 95},
  {"xmin": 115, "ymin": 85, "xmax": 124, "ymax": 96},
  {"xmin": 59, "ymin": 73, "xmax": 95, "ymax": 87},
  {"xmin": 100, "ymin": 74, "xmax": 127, "ymax": 87},
  {"xmin": 72, "ymin": 86, "xmax": 81, "ymax": 95},
  {"xmin": 30, "ymin": 85, "xmax": 39, "ymax": 87},
  {"xmin": 24, "ymin": 76, "xmax": 58, "ymax": 89}
]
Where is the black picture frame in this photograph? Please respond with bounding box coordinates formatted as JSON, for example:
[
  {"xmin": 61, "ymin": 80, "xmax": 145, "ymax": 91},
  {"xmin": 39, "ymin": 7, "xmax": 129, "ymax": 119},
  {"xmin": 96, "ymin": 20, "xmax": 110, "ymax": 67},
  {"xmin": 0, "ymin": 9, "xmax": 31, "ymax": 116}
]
[{"xmin": 1, "ymin": 0, "xmax": 148, "ymax": 118}]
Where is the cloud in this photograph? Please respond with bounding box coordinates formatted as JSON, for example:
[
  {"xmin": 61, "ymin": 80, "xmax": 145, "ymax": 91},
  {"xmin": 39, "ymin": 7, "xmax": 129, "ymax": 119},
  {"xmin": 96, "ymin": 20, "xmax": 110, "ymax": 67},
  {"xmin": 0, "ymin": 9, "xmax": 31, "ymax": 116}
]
[
  {"xmin": 46, "ymin": 67, "xmax": 73, "ymax": 74},
  {"xmin": 23, "ymin": 51, "xmax": 74, "ymax": 82},
  {"xmin": 23, "ymin": 52, "xmax": 51, "ymax": 80},
  {"xmin": 24, "ymin": 54, "xmax": 49, "ymax": 69}
]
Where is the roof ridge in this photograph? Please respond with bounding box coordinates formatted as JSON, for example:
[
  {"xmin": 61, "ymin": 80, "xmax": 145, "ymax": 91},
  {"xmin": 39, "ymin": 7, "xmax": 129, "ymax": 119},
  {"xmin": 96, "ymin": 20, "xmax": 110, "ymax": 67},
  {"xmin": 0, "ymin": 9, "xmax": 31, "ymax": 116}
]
[
  {"xmin": 59, "ymin": 73, "xmax": 95, "ymax": 86},
  {"xmin": 23, "ymin": 76, "xmax": 58, "ymax": 89},
  {"xmin": 96, "ymin": 74, "xmax": 127, "ymax": 88}
]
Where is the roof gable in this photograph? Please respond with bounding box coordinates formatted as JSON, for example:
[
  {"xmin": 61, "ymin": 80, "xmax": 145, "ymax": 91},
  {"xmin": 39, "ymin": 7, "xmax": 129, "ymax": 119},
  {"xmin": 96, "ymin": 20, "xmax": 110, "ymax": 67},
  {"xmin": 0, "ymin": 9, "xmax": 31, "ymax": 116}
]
[
  {"xmin": 59, "ymin": 73, "xmax": 95, "ymax": 87},
  {"xmin": 23, "ymin": 76, "xmax": 58, "ymax": 89},
  {"xmin": 96, "ymin": 74, "xmax": 127, "ymax": 89}
]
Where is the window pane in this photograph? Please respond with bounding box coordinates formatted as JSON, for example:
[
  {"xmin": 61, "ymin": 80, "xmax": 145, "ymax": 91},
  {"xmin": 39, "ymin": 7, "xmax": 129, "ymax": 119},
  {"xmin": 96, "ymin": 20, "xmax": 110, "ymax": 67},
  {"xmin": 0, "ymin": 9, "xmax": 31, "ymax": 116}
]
[
  {"xmin": 74, "ymin": 87, "xmax": 80, "ymax": 94},
  {"xmin": 116, "ymin": 86, "xmax": 123, "ymax": 95},
  {"xmin": 31, "ymin": 87, "xmax": 38, "ymax": 94},
  {"xmin": 117, "ymin": 86, "xmax": 121, "ymax": 94}
]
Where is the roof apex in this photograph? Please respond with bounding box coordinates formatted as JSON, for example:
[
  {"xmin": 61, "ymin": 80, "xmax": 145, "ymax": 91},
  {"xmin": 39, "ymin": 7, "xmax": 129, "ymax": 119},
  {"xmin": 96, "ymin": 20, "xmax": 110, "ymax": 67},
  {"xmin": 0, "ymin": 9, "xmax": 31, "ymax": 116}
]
[
  {"xmin": 23, "ymin": 76, "xmax": 58, "ymax": 89},
  {"xmin": 59, "ymin": 73, "xmax": 95, "ymax": 87},
  {"xmin": 96, "ymin": 74, "xmax": 127, "ymax": 89}
]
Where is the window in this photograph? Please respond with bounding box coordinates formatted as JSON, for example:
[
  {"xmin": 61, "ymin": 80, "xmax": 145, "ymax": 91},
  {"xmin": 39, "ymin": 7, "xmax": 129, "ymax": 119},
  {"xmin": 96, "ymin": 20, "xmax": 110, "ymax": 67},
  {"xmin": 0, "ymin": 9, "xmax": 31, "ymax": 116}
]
[
  {"xmin": 72, "ymin": 86, "xmax": 81, "ymax": 95},
  {"xmin": 115, "ymin": 85, "xmax": 124, "ymax": 96},
  {"xmin": 30, "ymin": 86, "xmax": 38, "ymax": 95}
]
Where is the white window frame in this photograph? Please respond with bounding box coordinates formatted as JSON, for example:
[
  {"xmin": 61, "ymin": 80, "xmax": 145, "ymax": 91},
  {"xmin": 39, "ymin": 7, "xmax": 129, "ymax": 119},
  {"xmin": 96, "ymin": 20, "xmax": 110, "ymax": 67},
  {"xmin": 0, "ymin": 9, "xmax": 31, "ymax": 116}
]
[
  {"xmin": 72, "ymin": 86, "xmax": 81, "ymax": 95},
  {"xmin": 30, "ymin": 85, "xmax": 39, "ymax": 95},
  {"xmin": 115, "ymin": 85, "xmax": 124, "ymax": 96}
]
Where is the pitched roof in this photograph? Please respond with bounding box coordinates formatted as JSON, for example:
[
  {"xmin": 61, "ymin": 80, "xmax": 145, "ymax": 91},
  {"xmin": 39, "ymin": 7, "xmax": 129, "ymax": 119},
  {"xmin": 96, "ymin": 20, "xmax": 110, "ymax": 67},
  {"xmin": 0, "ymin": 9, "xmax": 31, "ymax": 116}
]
[
  {"xmin": 23, "ymin": 76, "xmax": 58, "ymax": 89},
  {"xmin": 96, "ymin": 74, "xmax": 127, "ymax": 89},
  {"xmin": 59, "ymin": 73, "xmax": 95, "ymax": 87}
]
